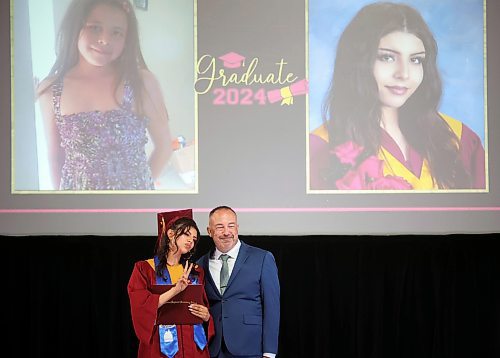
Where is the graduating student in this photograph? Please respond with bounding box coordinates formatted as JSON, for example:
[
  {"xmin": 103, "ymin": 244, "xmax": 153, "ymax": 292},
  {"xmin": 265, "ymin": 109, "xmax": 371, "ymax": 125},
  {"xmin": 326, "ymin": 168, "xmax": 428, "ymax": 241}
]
[{"xmin": 128, "ymin": 209, "xmax": 214, "ymax": 358}]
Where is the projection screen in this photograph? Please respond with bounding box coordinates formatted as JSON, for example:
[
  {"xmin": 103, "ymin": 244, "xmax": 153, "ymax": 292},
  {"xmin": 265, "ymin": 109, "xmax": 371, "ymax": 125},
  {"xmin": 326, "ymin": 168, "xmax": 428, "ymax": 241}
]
[{"xmin": 1, "ymin": 0, "xmax": 499, "ymax": 235}]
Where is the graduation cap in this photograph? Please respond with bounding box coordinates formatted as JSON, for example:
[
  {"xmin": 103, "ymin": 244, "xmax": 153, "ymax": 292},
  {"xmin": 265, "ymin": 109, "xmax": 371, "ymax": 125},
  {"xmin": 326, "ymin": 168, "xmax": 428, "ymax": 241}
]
[
  {"xmin": 218, "ymin": 52, "xmax": 245, "ymax": 68},
  {"xmin": 156, "ymin": 209, "xmax": 193, "ymax": 252}
]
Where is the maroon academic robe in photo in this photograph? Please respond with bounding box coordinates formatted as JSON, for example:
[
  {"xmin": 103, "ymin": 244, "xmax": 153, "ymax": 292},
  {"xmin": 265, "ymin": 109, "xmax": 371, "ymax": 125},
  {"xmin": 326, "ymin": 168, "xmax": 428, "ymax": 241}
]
[
  {"xmin": 128, "ymin": 260, "xmax": 214, "ymax": 358},
  {"xmin": 309, "ymin": 114, "xmax": 485, "ymax": 190}
]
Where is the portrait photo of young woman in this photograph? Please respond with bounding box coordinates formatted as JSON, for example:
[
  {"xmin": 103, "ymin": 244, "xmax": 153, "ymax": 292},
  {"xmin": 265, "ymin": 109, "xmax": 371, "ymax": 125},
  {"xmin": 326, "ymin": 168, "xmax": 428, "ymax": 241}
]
[{"xmin": 308, "ymin": 0, "xmax": 487, "ymax": 191}]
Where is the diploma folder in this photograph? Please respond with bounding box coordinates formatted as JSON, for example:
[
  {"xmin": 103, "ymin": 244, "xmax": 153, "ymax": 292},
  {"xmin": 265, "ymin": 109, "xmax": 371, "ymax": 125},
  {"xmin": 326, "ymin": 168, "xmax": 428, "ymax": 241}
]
[{"xmin": 151, "ymin": 284, "xmax": 204, "ymax": 325}]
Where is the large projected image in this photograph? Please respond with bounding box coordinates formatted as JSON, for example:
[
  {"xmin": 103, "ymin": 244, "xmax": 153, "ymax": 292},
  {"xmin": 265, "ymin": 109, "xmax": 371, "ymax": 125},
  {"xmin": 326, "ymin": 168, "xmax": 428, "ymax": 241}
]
[
  {"xmin": 2, "ymin": 0, "xmax": 499, "ymax": 236},
  {"xmin": 308, "ymin": 0, "xmax": 487, "ymax": 192},
  {"xmin": 12, "ymin": 0, "xmax": 196, "ymax": 192}
]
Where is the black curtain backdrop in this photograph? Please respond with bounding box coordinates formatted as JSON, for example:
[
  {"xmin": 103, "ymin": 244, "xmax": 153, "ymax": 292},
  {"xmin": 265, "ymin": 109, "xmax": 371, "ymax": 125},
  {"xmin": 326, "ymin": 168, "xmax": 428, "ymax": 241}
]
[{"xmin": 3, "ymin": 234, "xmax": 499, "ymax": 358}]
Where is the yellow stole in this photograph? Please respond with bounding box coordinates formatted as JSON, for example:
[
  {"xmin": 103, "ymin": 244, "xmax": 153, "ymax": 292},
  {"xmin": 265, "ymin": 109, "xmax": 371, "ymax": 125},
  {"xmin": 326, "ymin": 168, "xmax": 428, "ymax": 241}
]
[
  {"xmin": 379, "ymin": 114, "xmax": 462, "ymax": 190},
  {"xmin": 146, "ymin": 258, "xmax": 183, "ymax": 283},
  {"xmin": 378, "ymin": 148, "xmax": 436, "ymax": 189}
]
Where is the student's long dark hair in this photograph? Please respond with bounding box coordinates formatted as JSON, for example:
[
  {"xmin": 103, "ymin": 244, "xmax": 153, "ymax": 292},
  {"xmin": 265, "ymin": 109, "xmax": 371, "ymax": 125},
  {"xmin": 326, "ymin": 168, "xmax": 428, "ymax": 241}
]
[
  {"xmin": 43, "ymin": 0, "xmax": 148, "ymax": 114},
  {"xmin": 322, "ymin": 2, "xmax": 469, "ymax": 188},
  {"xmin": 155, "ymin": 217, "xmax": 201, "ymax": 280}
]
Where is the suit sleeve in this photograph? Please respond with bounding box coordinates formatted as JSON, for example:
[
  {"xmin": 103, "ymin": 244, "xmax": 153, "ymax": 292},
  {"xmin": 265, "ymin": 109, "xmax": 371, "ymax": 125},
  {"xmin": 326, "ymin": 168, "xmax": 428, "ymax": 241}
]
[
  {"xmin": 261, "ymin": 251, "xmax": 280, "ymax": 354},
  {"xmin": 127, "ymin": 261, "xmax": 160, "ymax": 344}
]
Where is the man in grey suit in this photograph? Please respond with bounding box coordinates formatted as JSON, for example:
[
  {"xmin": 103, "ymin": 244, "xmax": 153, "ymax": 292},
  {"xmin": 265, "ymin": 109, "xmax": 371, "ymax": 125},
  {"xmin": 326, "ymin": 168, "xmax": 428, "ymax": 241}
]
[{"xmin": 197, "ymin": 206, "xmax": 280, "ymax": 358}]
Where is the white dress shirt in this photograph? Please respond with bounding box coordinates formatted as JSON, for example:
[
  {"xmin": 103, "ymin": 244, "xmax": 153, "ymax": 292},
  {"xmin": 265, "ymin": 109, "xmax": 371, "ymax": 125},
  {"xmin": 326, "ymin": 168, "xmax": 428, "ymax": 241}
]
[{"xmin": 209, "ymin": 240, "xmax": 241, "ymax": 293}]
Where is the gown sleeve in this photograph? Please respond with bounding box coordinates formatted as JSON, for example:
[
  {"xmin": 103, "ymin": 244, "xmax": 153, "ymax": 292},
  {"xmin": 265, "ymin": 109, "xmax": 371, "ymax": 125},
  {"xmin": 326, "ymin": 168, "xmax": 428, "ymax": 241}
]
[
  {"xmin": 196, "ymin": 265, "xmax": 216, "ymax": 343},
  {"xmin": 460, "ymin": 123, "xmax": 485, "ymax": 189},
  {"xmin": 127, "ymin": 261, "xmax": 161, "ymax": 344},
  {"xmin": 309, "ymin": 132, "xmax": 331, "ymax": 190},
  {"xmin": 203, "ymin": 282, "xmax": 216, "ymax": 344}
]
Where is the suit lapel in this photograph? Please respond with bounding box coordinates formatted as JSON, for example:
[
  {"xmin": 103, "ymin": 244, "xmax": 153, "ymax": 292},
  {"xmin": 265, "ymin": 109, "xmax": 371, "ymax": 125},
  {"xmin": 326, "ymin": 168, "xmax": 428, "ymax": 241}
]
[
  {"xmin": 226, "ymin": 242, "xmax": 249, "ymax": 290},
  {"xmin": 202, "ymin": 252, "xmax": 219, "ymax": 295}
]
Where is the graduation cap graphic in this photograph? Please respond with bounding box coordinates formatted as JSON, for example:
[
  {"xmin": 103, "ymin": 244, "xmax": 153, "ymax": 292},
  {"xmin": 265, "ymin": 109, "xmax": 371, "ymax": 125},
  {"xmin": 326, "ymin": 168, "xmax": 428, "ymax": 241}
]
[{"xmin": 218, "ymin": 52, "xmax": 245, "ymax": 68}]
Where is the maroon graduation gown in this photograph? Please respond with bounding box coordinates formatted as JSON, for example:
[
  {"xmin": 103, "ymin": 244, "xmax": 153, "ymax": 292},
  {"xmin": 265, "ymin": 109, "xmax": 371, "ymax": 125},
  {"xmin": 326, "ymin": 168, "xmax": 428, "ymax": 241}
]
[{"xmin": 128, "ymin": 261, "xmax": 214, "ymax": 358}]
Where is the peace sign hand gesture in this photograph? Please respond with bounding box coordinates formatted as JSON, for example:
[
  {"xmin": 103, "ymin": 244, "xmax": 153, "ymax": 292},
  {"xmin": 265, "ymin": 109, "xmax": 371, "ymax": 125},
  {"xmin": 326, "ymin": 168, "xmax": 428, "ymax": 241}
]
[{"xmin": 173, "ymin": 261, "xmax": 193, "ymax": 295}]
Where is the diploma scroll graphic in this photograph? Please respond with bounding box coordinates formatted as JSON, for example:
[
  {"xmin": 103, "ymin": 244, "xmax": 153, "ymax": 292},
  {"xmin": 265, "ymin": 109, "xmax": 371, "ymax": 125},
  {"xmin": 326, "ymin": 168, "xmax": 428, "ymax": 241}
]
[{"xmin": 267, "ymin": 79, "xmax": 309, "ymax": 105}]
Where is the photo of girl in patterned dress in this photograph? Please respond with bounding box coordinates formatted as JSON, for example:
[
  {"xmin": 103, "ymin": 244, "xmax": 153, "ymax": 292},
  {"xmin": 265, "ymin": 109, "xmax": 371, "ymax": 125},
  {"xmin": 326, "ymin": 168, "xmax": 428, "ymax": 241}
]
[{"xmin": 36, "ymin": 0, "xmax": 172, "ymax": 190}]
